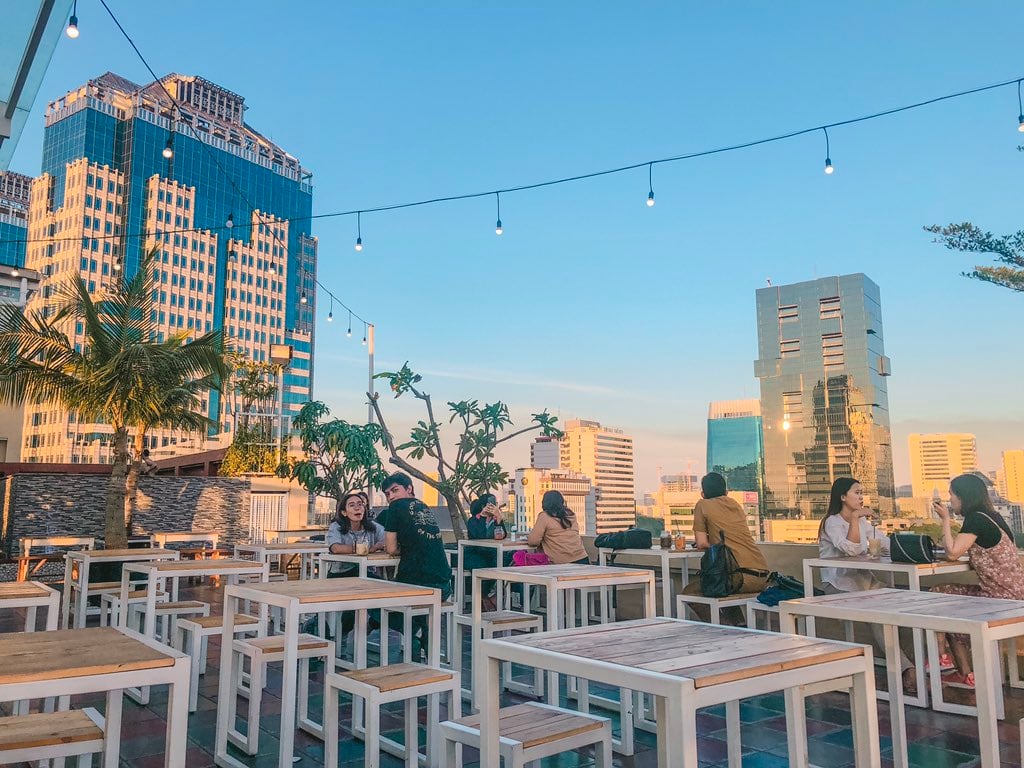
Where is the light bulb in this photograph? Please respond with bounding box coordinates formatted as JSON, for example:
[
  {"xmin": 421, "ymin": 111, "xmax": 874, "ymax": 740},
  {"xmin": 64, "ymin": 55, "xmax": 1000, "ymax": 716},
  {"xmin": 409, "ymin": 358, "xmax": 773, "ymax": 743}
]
[
  {"xmin": 162, "ymin": 143, "xmax": 173, "ymax": 159},
  {"xmin": 355, "ymin": 236, "xmax": 363, "ymax": 252},
  {"xmin": 11, "ymin": 268, "xmax": 19, "ymax": 277},
  {"xmin": 226, "ymin": 213, "xmax": 234, "ymax": 229},
  {"xmin": 300, "ymin": 291, "xmax": 308, "ymax": 305},
  {"xmin": 361, "ymin": 334, "xmax": 366, "ymax": 345},
  {"xmin": 66, "ymin": 15, "xmax": 79, "ymax": 38},
  {"xmin": 346, "ymin": 327, "xmax": 352, "ymax": 338},
  {"xmin": 269, "ymin": 261, "xmax": 276, "ymax": 274},
  {"xmin": 1018, "ymin": 115, "xmax": 1024, "ymax": 133},
  {"xmin": 824, "ymin": 158, "xmax": 834, "ymax": 175},
  {"xmin": 327, "ymin": 310, "xmax": 333, "ymax": 322},
  {"xmin": 495, "ymin": 219, "xmax": 503, "ymax": 236},
  {"xmin": 647, "ymin": 191, "xmax": 655, "ymax": 207}
]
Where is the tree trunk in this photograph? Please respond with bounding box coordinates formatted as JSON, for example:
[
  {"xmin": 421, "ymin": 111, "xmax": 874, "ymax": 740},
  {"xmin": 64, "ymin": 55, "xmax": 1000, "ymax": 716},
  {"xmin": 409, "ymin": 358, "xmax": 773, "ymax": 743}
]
[
  {"xmin": 103, "ymin": 427, "xmax": 130, "ymax": 548},
  {"xmin": 124, "ymin": 430, "xmax": 146, "ymax": 538},
  {"xmin": 444, "ymin": 492, "xmax": 468, "ymax": 541}
]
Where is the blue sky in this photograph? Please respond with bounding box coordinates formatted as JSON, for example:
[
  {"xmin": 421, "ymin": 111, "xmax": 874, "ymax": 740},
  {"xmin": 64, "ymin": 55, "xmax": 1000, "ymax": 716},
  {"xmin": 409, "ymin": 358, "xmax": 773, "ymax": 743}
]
[{"xmin": 11, "ymin": 1, "xmax": 1024, "ymax": 491}]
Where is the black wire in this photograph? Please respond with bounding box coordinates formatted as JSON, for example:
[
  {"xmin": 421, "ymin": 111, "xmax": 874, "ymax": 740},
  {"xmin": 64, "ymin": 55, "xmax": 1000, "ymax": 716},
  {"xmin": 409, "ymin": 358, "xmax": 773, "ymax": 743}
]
[
  {"xmin": 1018, "ymin": 79, "xmax": 1022, "ymax": 117},
  {"xmin": 648, "ymin": 162, "xmax": 653, "ymax": 192},
  {"xmin": 823, "ymin": 127, "xmax": 830, "ymax": 159}
]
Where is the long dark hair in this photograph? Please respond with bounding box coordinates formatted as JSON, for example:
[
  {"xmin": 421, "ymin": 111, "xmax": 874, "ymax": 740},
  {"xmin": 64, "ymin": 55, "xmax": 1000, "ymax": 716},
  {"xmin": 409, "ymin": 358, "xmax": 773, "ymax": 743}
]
[
  {"xmin": 335, "ymin": 491, "xmax": 367, "ymax": 535},
  {"xmin": 541, "ymin": 490, "xmax": 573, "ymax": 529},
  {"xmin": 950, "ymin": 473, "xmax": 1012, "ymax": 538},
  {"xmin": 818, "ymin": 477, "xmax": 860, "ymax": 540}
]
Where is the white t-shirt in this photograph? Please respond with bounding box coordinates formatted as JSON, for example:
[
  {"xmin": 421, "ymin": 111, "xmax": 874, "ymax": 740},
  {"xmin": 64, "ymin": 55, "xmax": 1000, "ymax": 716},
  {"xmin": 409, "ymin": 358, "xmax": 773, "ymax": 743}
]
[{"xmin": 818, "ymin": 515, "xmax": 890, "ymax": 592}]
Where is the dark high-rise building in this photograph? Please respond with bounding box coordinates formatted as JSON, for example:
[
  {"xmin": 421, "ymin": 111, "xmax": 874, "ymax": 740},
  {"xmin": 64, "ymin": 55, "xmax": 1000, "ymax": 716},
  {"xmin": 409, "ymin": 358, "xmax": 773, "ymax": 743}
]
[
  {"xmin": 754, "ymin": 274, "xmax": 894, "ymax": 518},
  {"xmin": 706, "ymin": 399, "xmax": 764, "ymax": 494}
]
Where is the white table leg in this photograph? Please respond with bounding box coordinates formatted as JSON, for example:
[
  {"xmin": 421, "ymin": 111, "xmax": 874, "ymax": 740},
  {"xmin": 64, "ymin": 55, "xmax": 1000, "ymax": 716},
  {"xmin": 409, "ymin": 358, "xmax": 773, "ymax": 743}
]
[
  {"xmin": 659, "ymin": 691, "xmax": 695, "ymax": 768},
  {"xmin": 165, "ymin": 658, "xmax": 190, "ymax": 768},
  {"xmin": 725, "ymin": 699, "xmax": 742, "ymax": 768},
  {"xmin": 660, "ymin": 553, "xmax": 671, "ymax": 617},
  {"xmin": 277, "ymin": 604, "xmax": 299, "ymax": 768},
  {"xmin": 61, "ymin": 555, "xmax": 73, "ymax": 628},
  {"xmin": 971, "ymin": 630, "xmax": 999, "ymax": 768},
  {"xmin": 850, "ymin": 656, "xmax": 881, "ymax": 768},
  {"xmin": 802, "ymin": 561, "xmax": 816, "ymax": 637},
  {"xmin": 76, "ymin": 559, "xmax": 91, "ymax": 629},
  {"xmin": 883, "ymin": 624, "xmax": 908, "ymax": 768},
  {"xmin": 102, "ymin": 687, "xmax": 123, "ymax": 768},
  {"xmin": 215, "ymin": 593, "xmax": 239, "ymax": 767},
  {"xmin": 477, "ymin": 649, "xmax": 501, "ymax": 768},
  {"xmin": 545, "ymin": 585, "xmax": 562, "ymax": 704},
  {"xmin": 23, "ymin": 606, "xmax": 36, "ymax": 632},
  {"xmin": 906, "ymin": 571, "xmax": 927, "ymax": 708},
  {"xmin": 784, "ymin": 686, "xmax": 808, "ymax": 767}
]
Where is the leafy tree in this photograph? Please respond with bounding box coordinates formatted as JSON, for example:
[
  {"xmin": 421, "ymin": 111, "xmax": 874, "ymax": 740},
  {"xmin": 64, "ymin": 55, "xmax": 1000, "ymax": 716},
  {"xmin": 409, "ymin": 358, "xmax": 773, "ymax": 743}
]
[
  {"xmin": 220, "ymin": 353, "xmax": 281, "ymax": 476},
  {"xmin": 369, "ymin": 362, "xmax": 562, "ymax": 540},
  {"xmin": 0, "ymin": 248, "xmax": 227, "ymax": 547},
  {"xmin": 277, "ymin": 401, "xmax": 387, "ymax": 514},
  {"xmin": 925, "ymin": 222, "xmax": 1024, "ymax": 293}
]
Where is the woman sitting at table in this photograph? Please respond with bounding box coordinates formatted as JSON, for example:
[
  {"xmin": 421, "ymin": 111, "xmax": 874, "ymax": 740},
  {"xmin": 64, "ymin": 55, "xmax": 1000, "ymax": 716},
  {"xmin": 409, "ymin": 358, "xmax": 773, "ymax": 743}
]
[
  {"xmin": 818, "ymin": 477, "xmax": 914, "ymax": 689},
  {"xmin": 466, "ymin": 493, "xmax": 512, "ymax": 610},
  {"xmin": 930, "ymin": 473, "xmax": 1024, "ymax": 688},
  {"xmin": 323, "ymin": 491, "xmax": 386, "ymax": 640},
  {"xmin": 526, "ymin": 491, "xmax": 589, "ymax": 565}
]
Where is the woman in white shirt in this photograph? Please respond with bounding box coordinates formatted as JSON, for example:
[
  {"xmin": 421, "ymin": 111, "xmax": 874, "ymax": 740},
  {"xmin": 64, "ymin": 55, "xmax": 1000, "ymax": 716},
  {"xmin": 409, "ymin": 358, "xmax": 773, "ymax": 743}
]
[{"xmin": 818, "ymin": 477, "xmax": 914, "ymax": 689}]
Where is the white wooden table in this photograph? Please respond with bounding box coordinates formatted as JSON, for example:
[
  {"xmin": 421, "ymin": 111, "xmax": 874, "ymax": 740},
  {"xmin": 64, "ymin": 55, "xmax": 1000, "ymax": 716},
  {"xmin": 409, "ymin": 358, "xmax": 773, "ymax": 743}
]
[
  {"xmin": 214, "ymin": 577, "xmax": 443, "ymax": 768},
  {"xmin": 234, "ymin": 541, "xmax": 327, "ymax": 579},
  {"xmin": 263, "ymin": 527, "xmax": 327, "ymax": 543},
  {"xmin": 61, "ymin": 548, "xmax": 179, "ymax": 629},
  {"xmin": 802, "ymin": 554, "xmax": 971, "ymax": 706},
  {"xmin": 455, "ymin": 538, "xmax": 532, "ymax": 611},
  {"xmin": 319, "ymin": 552, "xmax": 399, "ymax": 579},
  {"xmin": 152, "ymin": 531, "xmax": 220, "ymax": 549},
  {"xmin": 0, "ymin": 581, "xmax": 60, "ymax": 632},
  {"xmin": 780, "ymin": 588, "xmax": 1024, "ymax": 768},
  {"xmin": 472, "ymin": 563, "xmax": 656, "ymax": 754},
  {"xmin": 477, "ymin": 617, "xmax": 879, "ymax": 768},
  {"xmin": 597, "ymin": 546, "xmax": 704, "ymax": 617},
  {"xmin": 0, "ymin": 626, "xmax": 191, "ymax": 767}
]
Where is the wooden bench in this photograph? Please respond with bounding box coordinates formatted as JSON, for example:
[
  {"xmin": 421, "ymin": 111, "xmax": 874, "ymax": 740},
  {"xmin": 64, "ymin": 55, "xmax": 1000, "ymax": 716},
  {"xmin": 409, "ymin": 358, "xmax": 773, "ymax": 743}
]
[
  {"xmin": 0, "ymin": 708, "xmax": 105, "ymax": 766},
  {"xmin": 17, "ymin": 536, "xmax": 95, "ymax": 582},
  {"xmin": 441, "ymin": 702, "xmax": 612, "ymax": 768},
  {"xmin": 676, "ymin": 591, "xmax": 756, "ymax": 624},
  {"xmin": 325, "ymin": 662, "xmax": 460, "ymax": 768}
]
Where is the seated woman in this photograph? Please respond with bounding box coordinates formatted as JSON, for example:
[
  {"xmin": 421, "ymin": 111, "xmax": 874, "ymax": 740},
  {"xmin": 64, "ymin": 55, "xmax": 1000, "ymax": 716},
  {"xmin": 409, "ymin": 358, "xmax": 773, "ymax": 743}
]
[
  {"xmin": 465, "ymin": 494, "xmax": 508, "ymax": 611},
  {"xmin": 323, "ymin": 491, "xmax": 386, "ymax": 639},
  {"xmin": 931, "ymin": 473, "xmax": 1024, "ymax": 688},
  {"xmin": 818, "ymin": 477, "xmax": 914, "ymax": 690},
  {"xmin": 526, "ymin": 491, "xmax": 589, "ymax": 565}
]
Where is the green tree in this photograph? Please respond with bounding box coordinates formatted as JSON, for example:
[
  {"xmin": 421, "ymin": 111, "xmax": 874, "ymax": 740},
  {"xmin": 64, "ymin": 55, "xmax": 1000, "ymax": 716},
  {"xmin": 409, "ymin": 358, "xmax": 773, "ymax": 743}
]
[
  {"xmin": 925, "ymin": 222, "xmax": 1024, "ymax": 293},
  {"xmin": 0, "ymin": 248, "xmax": 227, "ymax": 547},
  {"xmin": 220, "ymin": 353, "xmax": 281, "ymax": 476},
  {"xmin": 369, "ymin": 362, "xmax": 562, "ymax": 540},
  {"xmin": 277, "ymin": 401, "xmax": 387, "ymax": 514}
]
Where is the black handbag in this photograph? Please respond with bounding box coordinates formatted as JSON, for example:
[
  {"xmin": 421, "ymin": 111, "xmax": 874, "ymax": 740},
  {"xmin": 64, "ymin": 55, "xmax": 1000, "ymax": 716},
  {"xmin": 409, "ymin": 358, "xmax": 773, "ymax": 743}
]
[
  {"xmin": 594, "ymin": 528, "xmax": 652, "ymax": 551},
  {"xmin": 889, "ymin": 533, "xmax": 935, "ymax": 564}
]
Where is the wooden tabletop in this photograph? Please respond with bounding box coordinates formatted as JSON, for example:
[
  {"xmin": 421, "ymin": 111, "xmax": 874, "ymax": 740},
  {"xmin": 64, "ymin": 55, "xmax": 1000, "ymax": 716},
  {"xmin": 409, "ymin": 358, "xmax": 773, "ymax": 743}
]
[
  {"xmin": 502, "ymin": 617, "xmax": 865, "ymax": 688},
  {"xmin": 127, "ymin": 558, "xmax": 265, "ymax": 572},
  {"xmin": 806, "ymin": 555, "xmax": 970, "ymax": 570},
  {"xmin": 0, "ymin": 627, "xmax": 176, "ymax": 685},
  {"xmin": 65, "ymin": 548, "xmax": 176, "ymax": 561},
  {"xmin": 0, "ymin": 582, "xmax": 54, "ymax": 600},
  {"xmin": 476, "ymin": 564, "xmax": 651, "ymax": 582},
  {"xmin": 783, "ymin": 587, "xmax": 1024, "ymax": 628},
  {"xmin": 229, "ymin": 576, "xmax": 437, "ymax": 604},
  {"xmin": 240, "ymin": 542, "xmax": 326, "ymax": 552}
]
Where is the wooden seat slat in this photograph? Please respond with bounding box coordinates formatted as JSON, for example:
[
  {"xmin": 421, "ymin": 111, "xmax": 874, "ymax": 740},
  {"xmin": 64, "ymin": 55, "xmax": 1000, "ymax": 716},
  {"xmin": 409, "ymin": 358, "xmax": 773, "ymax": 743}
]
[
  {"xmin": 0, "ymin": 710, "xmax": 102, "ymax": 751},
  {"xmin": 481, "ymin": 610, "xmax": 542, "ymax": 625},
  {"xmin": 181, "ymin": 614, "xmax": 258, "ymax": 629},
  {"xmin": 0, "ymin": 582, "xmax": 51, "ymax": 599},
  {"xmin": 235, "ymin": 577, "xmax": 436, "ymax": 604},
  {"xmin": 450, "ymin": 702, "xmax": 604, "ymax": 748},
  {"xmin": 341, "ymin": 662, "xmax": 453, "ymax": 692},
  {"xmin": 137, "ymin": 559, "xmax": 261, "ymax": 572},
  {"xmin": 684, "ymin": 643, "xmax": 866, "ymax": 688},
  {"xmin": 241, "ymin": 633, "xmax": 329, "ymax": 653}
]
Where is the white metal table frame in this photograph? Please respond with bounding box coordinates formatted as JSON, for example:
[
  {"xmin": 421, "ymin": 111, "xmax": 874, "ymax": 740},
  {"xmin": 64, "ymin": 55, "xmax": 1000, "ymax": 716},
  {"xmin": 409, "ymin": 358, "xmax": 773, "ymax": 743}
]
[
  {"xmin": 476, "ymin": 617, "xmax": 880, "ymax": 768},
  {"xmin": 61, "ymin": 548, "xmax": 180, "ymax": 629},
  {"xmin": 263, "ymin": 527, "xmax": 328, "ymax": 543},
  {"xmin": 0, "ymin": 625, "xmax": 191, "ymax": 768},
  {"xmin": 234, "ymin": 541, "xmax": 327, "ymax": 579},
  {"xmin": 152, "ymin": 531, "xmax": 220, "ymax": 549},
  {"xmin": 318, "ymin": 552, "xmax": 400, "ymax": 579},
  {"xmin": 455, "ymin": 539, "xmax": 532, "ymax": 612},
  {"xmin": 801, "ymin": 555, "xmax": 971, "ymax": 707},
  {"xmin": 214, "ymin": 577, "xmax": 443, "ymax": 768},
  {"xmin": 597, "ymin": 546, "xmax": 703, "ymax": 618},
  {"xmin": 780, "ymin": 588, "xmax": 1022, "ymax": 768},
  {"xmin": 0, "ymin": 580, "xmax": 60, "ymax": 632},
  {"xmin": 472, "ymin": 564, "xmax": 656, "ymax": 754}
]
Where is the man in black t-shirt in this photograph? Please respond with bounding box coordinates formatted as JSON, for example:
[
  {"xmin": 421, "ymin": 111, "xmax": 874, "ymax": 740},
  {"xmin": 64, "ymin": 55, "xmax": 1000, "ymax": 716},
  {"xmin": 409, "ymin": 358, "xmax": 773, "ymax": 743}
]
[{"xmin": 384, "ymin": 497, "xmax": 452, "ymax": 596}]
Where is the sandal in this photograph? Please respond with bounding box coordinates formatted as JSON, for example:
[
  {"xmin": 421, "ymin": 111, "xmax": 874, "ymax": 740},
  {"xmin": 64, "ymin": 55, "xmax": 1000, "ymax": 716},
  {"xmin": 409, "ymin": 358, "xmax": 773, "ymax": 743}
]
[
  {"xmin": 925, "ymin": 653, "xmax": 956, "ymax": 673},
  {"xmin": 943, "ymin": 671, "xmax": 975, "ymax": 690}
]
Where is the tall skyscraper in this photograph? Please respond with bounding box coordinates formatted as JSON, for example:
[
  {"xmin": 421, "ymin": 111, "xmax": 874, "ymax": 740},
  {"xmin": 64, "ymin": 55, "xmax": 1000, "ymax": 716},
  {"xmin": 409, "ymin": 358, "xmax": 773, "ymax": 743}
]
[
  {"xmin": 559, "ymin": 419, "xmax": 635, "ymax": 533},
  {"xmin": 21, "ymin": 72, "xmax": 316, "ymax": 463},
  {"xmin": 908, "ymin": 434, "xmax": 978, "ymax": 498},
  {"xmin": 706, "ymin": 399, "xmax": 764, "ymax": 494},
  {"xmin": 0, "ymin": 171, "xmax": 30, "ymax": 269},
  {"xmin": 755, "ymin": 274, "xmax": 895, "ymax": 518},
  {"xmin": 529, "ymin": 436, "xmax": 560, "ymax": 469},
  {"xmin": 509, "ymin": 467, "xmax": 596, "ymax": 535},
  {"xmin": 1003, "ymin": 450, "xmax": 1024, "ymax": 504}
]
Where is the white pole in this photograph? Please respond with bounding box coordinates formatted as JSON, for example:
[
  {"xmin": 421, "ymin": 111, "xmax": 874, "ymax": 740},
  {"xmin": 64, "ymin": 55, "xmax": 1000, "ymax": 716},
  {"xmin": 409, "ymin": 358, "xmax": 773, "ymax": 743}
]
[{"xmin": 367, "ymin": 324, "xmax": 376, "ymax": 505}]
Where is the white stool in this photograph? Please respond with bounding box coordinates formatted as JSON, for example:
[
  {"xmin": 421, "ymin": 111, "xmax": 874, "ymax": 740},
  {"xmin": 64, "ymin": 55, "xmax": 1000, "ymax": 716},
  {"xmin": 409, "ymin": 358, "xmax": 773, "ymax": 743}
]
[
  {"xmin": 453, "ymin": 610, "xmax": 544, "ymax": 704},
  {"xmin": 325, "ymin": 662, "xmax": 460, "ymax": 768},
  {"xmin": 381, "ymin": 602, "xmax": 456, "ymax": 665},
  {"xmin": 174, "ymin": 613, "xmax": 261, "ymax": 712},
  {"xmin": 0, "ymin": 708, "xmax": 105, "ymax": 767},
  {"xmin": 99, "ymin": 589, "xmax": 169, "ymax": 629},
  {"xmin": 127, "ymin": 600, "xmax": 210, "ymax": 643},
  {"xmin": 676, "ymin": 592, "xmax": 754, "ymax": 624},
  {"xmin": 441, "ymin": 702, "xmax": 612, "ymax": 768},
  {"xmin": 225, "ymin": 633, "xmax": 334, "ymax": 755}
]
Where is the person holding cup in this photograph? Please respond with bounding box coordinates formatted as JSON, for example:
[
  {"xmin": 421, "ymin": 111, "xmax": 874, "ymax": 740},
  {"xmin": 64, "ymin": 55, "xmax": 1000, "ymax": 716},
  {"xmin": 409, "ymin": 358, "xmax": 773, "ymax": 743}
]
[
  {"xmin": 818, "ymin": 477, "xmax": 914, "ymax": 690},
  {"xmin": 326, "ymin": 491, "xmax": 386, "ymax": 576}
]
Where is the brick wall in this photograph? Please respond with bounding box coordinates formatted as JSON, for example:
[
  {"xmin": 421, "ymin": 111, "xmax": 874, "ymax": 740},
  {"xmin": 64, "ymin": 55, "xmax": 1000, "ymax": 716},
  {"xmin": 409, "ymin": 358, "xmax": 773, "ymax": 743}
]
[{"xmin": 1, "ymin": 473, "xmax": 251, "ymax": 555}]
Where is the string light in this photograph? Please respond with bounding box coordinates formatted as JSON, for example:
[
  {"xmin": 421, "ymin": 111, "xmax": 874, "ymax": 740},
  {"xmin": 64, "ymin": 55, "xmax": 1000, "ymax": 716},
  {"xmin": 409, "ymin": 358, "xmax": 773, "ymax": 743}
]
[
  {"xmin": 225, "ymin": 213, "xmax": 233, "ymax": 229},
  {"xmin": 162, "ymin": 136, "xmax": 174, "ymax": 159},
  {"xmin": 823, "ymin": 128, "xmax": 834, "ymax": 175},
  {"xmin": 646, "ymin": 163, "xmax": 655, "ymax": 207},
  {"xmin": 361, "ymin": 323, "xmax": 367, "ymax": 345},
  {"xmin": 346, "ymin": 310, "xmax": 352, "ymax": 337},
  {"xmin": 300, "ymin": 290, "xmax": 308, "ymax": 305},
  {"xmin": 327, "ymin": 297, "xmax": 333, "ymax": 322},
  {"xmin": 269, "ymin": 260, "xmax": 277, "ymax": 274},
  {"xmin": 1018, "ymin": 80, "xmax": 1024, "ymax": 132},
  {"xmin": 66, "ymin": 1, "xmax": 79, "ymax": 38},
  {"xmin": 494, "ymin": 192, "xmax": 503, "ymax": 235},
  {"xmin": 11, "ymin": 267, "xmax": 19, "ymax": 277},
  {"xmin": 355, "ymin": 211, "xmax": 363, "ymax": 251}
]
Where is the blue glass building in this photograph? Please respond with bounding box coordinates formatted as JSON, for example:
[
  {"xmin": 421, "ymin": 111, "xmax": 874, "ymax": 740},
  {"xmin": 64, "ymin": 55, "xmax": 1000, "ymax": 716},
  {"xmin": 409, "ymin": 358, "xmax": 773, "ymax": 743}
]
[{"xmin": 706, "ymin": 400, "xmax": 764, "ymax": 495}]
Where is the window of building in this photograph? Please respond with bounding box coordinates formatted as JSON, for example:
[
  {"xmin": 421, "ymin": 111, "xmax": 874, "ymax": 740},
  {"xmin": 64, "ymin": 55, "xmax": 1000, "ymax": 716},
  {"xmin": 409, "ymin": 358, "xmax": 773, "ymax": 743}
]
[
  {"xmin": 822, "ymin": 333, "xmax": 844, "ymax": 367},
  {"xmin": 780, "ymin": 339, "xmax": 800, "ymax": 357},
  {"xmin": 819, "ymin": 296, "xmax": 842, "ymax": 320},
  {"xmin": 778, "ymin": 304, "xmax": 798, "ymax": 323}
]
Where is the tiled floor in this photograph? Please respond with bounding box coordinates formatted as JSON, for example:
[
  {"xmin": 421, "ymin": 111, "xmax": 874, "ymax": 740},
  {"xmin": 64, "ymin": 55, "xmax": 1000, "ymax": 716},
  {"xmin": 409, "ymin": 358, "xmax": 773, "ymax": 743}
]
[{"xmin": 1, "ymin": 581, "xmax": 1019, "ymax": 767}]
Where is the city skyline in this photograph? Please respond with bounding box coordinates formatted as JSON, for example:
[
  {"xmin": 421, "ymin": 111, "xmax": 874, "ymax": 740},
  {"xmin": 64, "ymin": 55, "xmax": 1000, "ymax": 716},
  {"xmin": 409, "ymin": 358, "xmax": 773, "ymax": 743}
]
[{"xmin": 4, "ymin": 3, "xmax": 1023, "ymax": 487}]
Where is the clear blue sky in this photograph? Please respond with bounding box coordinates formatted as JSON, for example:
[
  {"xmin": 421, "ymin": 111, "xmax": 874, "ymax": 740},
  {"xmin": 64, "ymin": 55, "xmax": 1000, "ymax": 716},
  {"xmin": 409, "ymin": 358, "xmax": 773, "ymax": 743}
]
[{"xmin": 11, "ymin": 1, "xmax": 1024, "ymax": 491}]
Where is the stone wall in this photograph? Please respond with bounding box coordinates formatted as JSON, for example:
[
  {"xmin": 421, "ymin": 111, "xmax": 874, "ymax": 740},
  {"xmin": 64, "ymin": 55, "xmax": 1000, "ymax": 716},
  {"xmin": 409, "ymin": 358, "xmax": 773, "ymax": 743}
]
[{"xmin": 1, "ymin": 473, "xmax": 251, "ymax": 555}]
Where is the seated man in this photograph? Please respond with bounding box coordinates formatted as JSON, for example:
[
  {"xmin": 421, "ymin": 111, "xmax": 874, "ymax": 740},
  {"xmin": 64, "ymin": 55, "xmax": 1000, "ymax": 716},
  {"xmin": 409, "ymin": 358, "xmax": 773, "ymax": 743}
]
[{"xmin": 681, "ymin": 472, "xmax": 769, "ymax": 625}]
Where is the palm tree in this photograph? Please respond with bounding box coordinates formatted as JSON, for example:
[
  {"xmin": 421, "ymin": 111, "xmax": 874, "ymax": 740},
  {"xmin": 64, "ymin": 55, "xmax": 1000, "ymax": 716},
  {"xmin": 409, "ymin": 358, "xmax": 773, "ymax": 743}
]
[{"xmin": 0, "ymin": 248, "xmax": 228, "ymax": 548}]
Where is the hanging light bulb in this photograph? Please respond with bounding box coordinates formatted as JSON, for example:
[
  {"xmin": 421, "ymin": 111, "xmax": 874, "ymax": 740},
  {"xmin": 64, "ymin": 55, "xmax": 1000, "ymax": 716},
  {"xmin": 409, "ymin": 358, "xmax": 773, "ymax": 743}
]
[
  {"xmin": 355, "ymin": 211, "xmax": 364, "ymax": 251},
  {"xmin": 162, "ymin": 137, "xmax": 174, "ymax": 159},
  {"xmin": 646, "ymin": 163, "xmax": 655, "ymax": 206},
  {"xmin": 66, "ymin": 1, "xmax": 79, "ymax": 38},
  {"xmin": 225, "ymin": 213, "xmax": 234, "ymax": 230},
  {"xmin": 355, "ymin": 236, "xmax": 363, "ymax": 251},
  {"xmin": 361, "ymin": 325, "xmax": 367, "ymax": 345},
  {"xmin": 1017, "ymin": 81, "xmax": 1024, "ymax": 132},
  {"xmin": 113, "ymin": 258, "xmax": 121, "ymax": 272},
  {"xmin": 269, "ymin": 261, "xmax": 276, "ymax": 275},
  {"xmin": 300, "ymin": 291, "xmax": 308, "ymax": 305},
  {"xmin": 822, "ymin": 127, "xmax": 834, "ymax": 175},
  {"xmin": 824, "ymin": 158, "xmax": 834, "ymax": 175},
  {"xmin": 347, "ymin": 310, "xmax": 352, "ymax": 337},
  {"xmin": 327, "ymin": 298, "xmax": 333, "ymax": 322},
  {"xmin": 494, "ymin": 192, "xmax": 503, "ymax": 235},
  {"xmin": 11, "ymin": 267, "xmax": 19, "ymax": 277}
]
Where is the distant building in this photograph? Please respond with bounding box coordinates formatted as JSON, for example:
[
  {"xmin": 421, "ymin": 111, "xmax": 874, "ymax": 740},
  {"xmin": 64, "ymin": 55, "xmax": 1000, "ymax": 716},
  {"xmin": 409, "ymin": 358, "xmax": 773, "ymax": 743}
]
[
  {"xmin": 658, "ymin": 474, "xmax": 700, "ymax": 493},
  {"xmin": 908, "ymin": 433, "xmax": 978, "ymax": 498},
  {"xmin": 559, "ymin": 419, "xmax": 635, "ymax": 534},
  {"xmin": 646, "ymin": 480, "xmax": 759, "ymax": 541},
  {"xmin": 509, "ymin": 467, "xmax": 596, "ymax": 535},
  {"xmin": 763, "ymin": 519, "xmax": 820, "ymax": 544},
  {"xmin": 706, "ymin": 398, "xmax": 764, "ymax": 494},
  {"xmin": 755, "ymin": 274, "xmax": 895, "ymax": 519},
  {"xmin": 0, "ymin": 171, "xmax": 30, "ymax": 269},
  {"xmin": 422, "ymin": 472, "xmax": 440, "ymax": 507},
  {"xmin": 530, "ymin": 436, "xmax": 560, "ymax": 469},
  {"xmin": 1003, "ymin": 450, "xmax": 1024, "ymax": 504}
]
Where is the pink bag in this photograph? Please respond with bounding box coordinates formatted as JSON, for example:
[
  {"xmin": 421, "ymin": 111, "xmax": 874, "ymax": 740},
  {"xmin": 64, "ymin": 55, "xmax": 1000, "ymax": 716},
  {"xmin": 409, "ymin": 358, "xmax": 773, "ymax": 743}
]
[{"xmin": 512, "ymin": 550, "xmax": 550, "ymax": 567}]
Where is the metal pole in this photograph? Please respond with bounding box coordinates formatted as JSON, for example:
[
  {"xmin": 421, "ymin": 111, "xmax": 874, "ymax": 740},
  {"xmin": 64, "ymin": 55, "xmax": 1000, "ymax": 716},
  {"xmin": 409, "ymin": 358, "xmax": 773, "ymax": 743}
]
[{"xmin": 367, "ymin": 324, "xmax": 375, "ymax": 506}]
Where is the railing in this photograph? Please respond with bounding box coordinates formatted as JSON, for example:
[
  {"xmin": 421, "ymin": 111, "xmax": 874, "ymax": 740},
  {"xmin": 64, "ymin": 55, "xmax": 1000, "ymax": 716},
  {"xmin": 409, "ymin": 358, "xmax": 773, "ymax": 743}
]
[{"xmin": 248, "ymin": 492, "xmax": 288, "ymax": 544}]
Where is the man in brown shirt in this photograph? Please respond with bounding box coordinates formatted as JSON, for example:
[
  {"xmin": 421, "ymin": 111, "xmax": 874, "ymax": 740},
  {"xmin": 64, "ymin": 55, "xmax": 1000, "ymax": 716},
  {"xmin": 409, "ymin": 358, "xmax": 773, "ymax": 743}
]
[{"xmin": 681, "ymin": 472, "xmax": 769, "ymax": 625}]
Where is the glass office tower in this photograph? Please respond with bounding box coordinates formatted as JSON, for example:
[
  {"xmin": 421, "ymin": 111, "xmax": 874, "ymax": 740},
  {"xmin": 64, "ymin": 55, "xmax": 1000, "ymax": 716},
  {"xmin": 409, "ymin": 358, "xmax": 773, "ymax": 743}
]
[
  {"xmin": 706, "ymin": 399, "xmax": 764, "ymax": 494},
  {"xmin": 754, "ymin": 274, "xmax": 895, "ymax": 519},
  {"xmin": 22, "ymin": 72, "xmax": 315, "ymax": 462}
]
